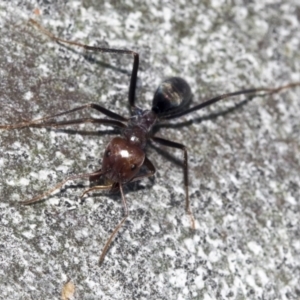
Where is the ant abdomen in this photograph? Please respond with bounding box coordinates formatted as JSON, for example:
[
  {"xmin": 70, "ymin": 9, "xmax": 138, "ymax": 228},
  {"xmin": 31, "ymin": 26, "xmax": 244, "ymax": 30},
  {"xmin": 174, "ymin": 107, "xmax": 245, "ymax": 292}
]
[{"xmin": 152, "ymin": 77, "xmax": 192, "ymax": 117}]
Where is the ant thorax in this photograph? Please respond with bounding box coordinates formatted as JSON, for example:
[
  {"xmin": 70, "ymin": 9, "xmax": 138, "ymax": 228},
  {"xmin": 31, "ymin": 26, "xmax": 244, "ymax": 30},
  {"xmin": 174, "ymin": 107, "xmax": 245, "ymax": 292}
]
[{"xmin": 122, "ymin": 108, "xmax": 157, "ymax": 149}]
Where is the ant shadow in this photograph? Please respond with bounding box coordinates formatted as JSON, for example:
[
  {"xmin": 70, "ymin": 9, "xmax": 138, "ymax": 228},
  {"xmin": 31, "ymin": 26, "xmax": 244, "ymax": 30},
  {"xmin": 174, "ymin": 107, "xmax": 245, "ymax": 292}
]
[{"xmin": 58, "ymin": 42, "xmax": 131, "ymax": 76}]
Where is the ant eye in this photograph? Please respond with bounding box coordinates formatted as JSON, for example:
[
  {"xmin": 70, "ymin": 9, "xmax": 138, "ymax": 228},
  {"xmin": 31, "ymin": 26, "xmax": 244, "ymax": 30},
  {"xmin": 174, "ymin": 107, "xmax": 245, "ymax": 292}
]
[
  {"xmin": 131, "ymin": 164, "xmax": 136, "ymax": 170},
  {"xmin": 106, "ymin": 150, "xmax": 111, "ymax": 157}
]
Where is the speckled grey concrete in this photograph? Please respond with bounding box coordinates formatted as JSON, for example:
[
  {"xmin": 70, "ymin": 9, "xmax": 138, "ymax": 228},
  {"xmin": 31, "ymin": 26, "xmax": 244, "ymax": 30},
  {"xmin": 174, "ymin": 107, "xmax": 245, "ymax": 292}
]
[{"xmin": 0, "ymin": 1, "xmax": 299, "ymax": 299}]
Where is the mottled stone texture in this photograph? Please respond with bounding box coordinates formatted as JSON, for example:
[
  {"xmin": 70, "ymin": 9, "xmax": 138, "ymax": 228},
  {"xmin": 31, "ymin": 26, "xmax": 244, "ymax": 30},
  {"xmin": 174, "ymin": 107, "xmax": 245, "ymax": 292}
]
[{"xmin": 0, "ymin": 1, "xmax": 299, "ymax": 299}]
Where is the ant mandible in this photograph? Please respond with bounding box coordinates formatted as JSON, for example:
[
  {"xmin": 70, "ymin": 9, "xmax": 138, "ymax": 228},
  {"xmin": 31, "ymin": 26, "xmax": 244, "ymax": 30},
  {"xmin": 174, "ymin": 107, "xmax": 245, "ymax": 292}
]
[{"xmin": 1, "ymin": 19, "xmax": 299, "ymax": 264}]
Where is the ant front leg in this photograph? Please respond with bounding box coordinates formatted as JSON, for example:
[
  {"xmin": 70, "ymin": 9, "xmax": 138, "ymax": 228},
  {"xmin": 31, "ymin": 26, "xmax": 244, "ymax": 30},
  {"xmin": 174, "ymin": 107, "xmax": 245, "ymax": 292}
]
[
  {"xmin": 83, "ymin": 157, "xmax": 155, "ymax": 264},
  {"xmin": 151, "ymin": 136, "xmax": 195, "ymax": 230},
  {"xmin": 29, "ymin": 19, "xmax": 139, "ymax": 111},
  {"xmin": 20, "ymin": 170, "xmax": 105, "ymax": 205},
  {"xmin": 99, "ymin": 183, "xmax": 129, "ymax": 265}
]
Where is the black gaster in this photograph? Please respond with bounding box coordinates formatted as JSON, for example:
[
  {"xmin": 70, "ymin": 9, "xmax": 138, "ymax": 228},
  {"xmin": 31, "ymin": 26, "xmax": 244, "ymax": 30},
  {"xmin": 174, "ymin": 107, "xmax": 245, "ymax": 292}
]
[{"xmin": 152, "ymin": 77, "xmax": 192, "ymax": 117}]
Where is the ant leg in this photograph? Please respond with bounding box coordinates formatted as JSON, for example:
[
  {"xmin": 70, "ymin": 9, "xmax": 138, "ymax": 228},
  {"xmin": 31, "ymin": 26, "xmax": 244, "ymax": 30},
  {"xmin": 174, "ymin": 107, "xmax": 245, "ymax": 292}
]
[
  {"xmin": 99, "ymin": 183, "xmax": 128, "ymax": 265},
  {"xmin": 151, "ymin": 136, "xmax": 195, "ymax": 230},
  {"xmin": 37, "ymin": 103, "xmax": 128, "ymax": 122},
  {"xmin": 21, "ymin": 170, "xmax": 104, "ymax": 205},
  {"xmin": 0, "ymin": 104, "xmax": 128, "ymax": 130},
  {"xmin": 79, "ymin": 184, "xmax": 113, "ymax": 199},
  {"xmin": 166, "ymin": 82, "xmax": 300, "ymax": 119},
  {"xmin": 29, "ymin": 19, "xmax": 139, "ymax": 110},
  {"xmin": 0, "ymin": 117, "xmax": 126, "ymax": 130},
  {"xmin": 81, "ymin": 158, "xmax": 154, "ymax": 263},
  {"xmin": 34, "ymin": 103, "xmax": 128, "ymax": 121}
]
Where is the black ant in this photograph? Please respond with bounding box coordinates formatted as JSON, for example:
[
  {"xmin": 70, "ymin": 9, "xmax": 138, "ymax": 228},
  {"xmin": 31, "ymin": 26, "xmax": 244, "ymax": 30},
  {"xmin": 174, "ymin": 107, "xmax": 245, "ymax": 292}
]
[{"xmin": 1, "ymin": 19, "xmax": 299, "ymax": 264}]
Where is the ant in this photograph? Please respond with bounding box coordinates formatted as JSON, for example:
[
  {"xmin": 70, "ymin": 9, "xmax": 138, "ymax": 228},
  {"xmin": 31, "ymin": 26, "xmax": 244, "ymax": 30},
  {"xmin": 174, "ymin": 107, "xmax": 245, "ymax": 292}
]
[{"xmin": 1, "ymin": 18, "xmax": 299, "ymax": 264}]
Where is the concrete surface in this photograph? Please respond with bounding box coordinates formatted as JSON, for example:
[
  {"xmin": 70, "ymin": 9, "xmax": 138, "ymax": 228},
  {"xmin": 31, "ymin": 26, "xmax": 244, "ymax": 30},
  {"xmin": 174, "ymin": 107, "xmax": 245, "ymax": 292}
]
[{"xmin": 0, "ymin": 1, "xmax": 299, "ymax": 299}]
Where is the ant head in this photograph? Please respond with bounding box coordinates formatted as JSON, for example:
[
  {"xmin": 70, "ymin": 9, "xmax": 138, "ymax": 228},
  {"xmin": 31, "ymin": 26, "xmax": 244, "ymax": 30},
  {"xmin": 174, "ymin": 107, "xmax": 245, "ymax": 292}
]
[{"xmin": 102, "ymin": 137, "xmax": 145, "ymax": 184}]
